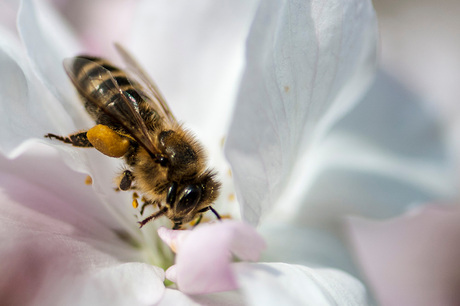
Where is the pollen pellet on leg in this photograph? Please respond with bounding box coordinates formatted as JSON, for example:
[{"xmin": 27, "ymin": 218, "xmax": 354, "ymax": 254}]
[{"xmin": 87, "ymin": 124, "xmax": 130, "ymax": 158}]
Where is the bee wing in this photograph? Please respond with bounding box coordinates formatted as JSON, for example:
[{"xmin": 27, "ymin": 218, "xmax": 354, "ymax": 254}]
[
  {"xmin": 114, "ymin": 43, "xmax": 177, "ymax": 126},
  {"xmin": 63, "ymin": 57, "xmax": 161, "ymax": 157}
]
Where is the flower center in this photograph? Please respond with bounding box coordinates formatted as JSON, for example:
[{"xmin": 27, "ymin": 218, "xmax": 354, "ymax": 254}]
[{"xmin": 111, "ymin": 162, "xmax": 238, "ymax": 273}]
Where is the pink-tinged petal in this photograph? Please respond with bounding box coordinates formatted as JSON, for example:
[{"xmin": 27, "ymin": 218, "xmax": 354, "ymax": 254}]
[
  {"xmin": 235, "ymin": 262, "xmax": 368, "ymax": 305},
  {"xmin": 0, "ymin": 163, "xmax": 165, "ymax": 305},
  {"xmin": 157, "ymin": 226, "xmax": 190, "ymax": 254},
  {"xmin": 159, "ymin": 221, "xmax": 266, "ymax": 294},
  {"xmin": 0, "ymin": 144, "xmax": 138, "ymax": 240},
  {"xmin": 0, "ymin": 0, "xmax": 20, "ymax": 36},
  {"xmin": 49, "ymin": 0, "xmax": 138, "ymax": 57},
  {"xmin": 347, "ymin": 205, "xmax": 460, "ymax": 306},
  {"xmin": 225, "ymin": 0, "xmax": 378, "ymax": 225}
]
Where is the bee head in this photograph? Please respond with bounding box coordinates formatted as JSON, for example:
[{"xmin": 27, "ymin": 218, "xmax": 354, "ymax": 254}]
[{"xmin": 166, "ymin": 170, "xmax": 221, "ymax": 224}]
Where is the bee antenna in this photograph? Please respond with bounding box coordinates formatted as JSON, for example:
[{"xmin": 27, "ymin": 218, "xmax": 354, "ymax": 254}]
[{"xmin": 209, "ymin": 206, "xmax": 221, "ymax": 220}]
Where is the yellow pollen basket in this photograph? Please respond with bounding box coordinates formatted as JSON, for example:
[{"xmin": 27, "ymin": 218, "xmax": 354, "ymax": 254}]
[{"xmin": 87, "ymin": 124, "xmax": 130, "ymax": 158}]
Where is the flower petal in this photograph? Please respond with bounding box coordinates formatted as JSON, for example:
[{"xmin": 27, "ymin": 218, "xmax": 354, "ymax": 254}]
[
  {"xmin": 225, "ymin": 0, "xmax": 378, "ymax": 225},
  {"xmin": 131, "ymin": 1, "xmax": 258, "ymax": 143},
  {"xmin": 18, "ymin": 0, "xmax": 89, "ymax": 128},
  {"xmin": 259, "ymin": 72, "xmax": 455, "ymax": 282},
  {"xmin": 157, "ymin": 288, "xmax": 247, "ymax": 306},
  {"xmin": 0, "ymin": 31, "xmax": 73, "ymax": 156},
  {"xmin": 0, "ymin": 188, "xmax": 165, "ymax": 305},
  {"xmin": 59, "ymin": 263, "xmax": 165, "ymax": 306},
  {"xmin": 0, "ymin": 144, "xmax": 145, "ymax": 252},
  {"xmin": 159, "ymin": 221, "xmax": 266, "ymax": 294},
  {"xmin": 0, "ymin": 2, "xmax": 89, "ymax": 158},
  {"xmin": 269, "ymin": 71, "xmax": 455, "ymax": 225},
  {"xmin": 235, "ymin": 262, "xmax": 369, "ymax": 305},
  {"xmin": 155, "ymin": 289, "xmax": 199, "ymax": 306},
  {"xmin": 347, "ymin": 205, "xmax": 460, "ymax": 306},
  {"xmin": 0, "ymin": 1, "xmax": 20, "ymax": 35},
  {"xmin": 49, "ymin": 0, "xmax": 138, "ymax": 57},
  {"xmin": 259, "ymin": 223, "xmax": 358, "ymax": 277}
]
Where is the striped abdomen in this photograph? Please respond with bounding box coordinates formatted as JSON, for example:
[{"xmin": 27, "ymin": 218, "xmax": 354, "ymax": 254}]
[{"xmin": 70, "ymin": 56, "xmax": 161, "ymax": 132}]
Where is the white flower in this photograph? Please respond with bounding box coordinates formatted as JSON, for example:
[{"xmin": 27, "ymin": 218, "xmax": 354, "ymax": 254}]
[{"xmin": 0, "ymin": 0, "xmax": 453, "ymax": 305}]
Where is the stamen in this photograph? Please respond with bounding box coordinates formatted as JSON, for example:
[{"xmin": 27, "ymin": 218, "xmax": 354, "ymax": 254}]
[
  {"xmin": 132, "ymin": 192, "xmax": 140, "ymax": 208},
  {"xmin": 85, "ymin": 175, "xmax": 93, "ymax": 185}
]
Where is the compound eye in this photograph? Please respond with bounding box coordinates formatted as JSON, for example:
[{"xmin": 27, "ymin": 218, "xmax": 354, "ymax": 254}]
[
  {"xmin": 166, "ymin": 182, "xmax": 178, "ymax": 206},
  {"xmin": 177, "ymin": 185, "xmax": 201, "ymax": 213}
]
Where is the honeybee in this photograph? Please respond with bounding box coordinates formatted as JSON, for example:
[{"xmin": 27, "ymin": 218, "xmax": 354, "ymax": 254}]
[{"xmin": 45, "ymin": 44, "xmax": 221, "ymax": 229}]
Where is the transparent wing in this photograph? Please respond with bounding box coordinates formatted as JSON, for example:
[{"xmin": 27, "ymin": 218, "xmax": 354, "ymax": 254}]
[
  {"xmin": 114, "ymin": 43, "xmax": 177, "ymax": 125},
  {"xmin": 63, "ymin": 57, "xmax": 161, "ymax": 157}
]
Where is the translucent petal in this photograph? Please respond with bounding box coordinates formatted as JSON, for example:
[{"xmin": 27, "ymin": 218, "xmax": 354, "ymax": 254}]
[
  {"xmin": 235, "ymin": 262, "xmax": 369, "ymax": 305},
  {"xmin": 269, "ymin": 71, "xmax": 455, "ymax": 225},
  {"xmin": 259, "ymin": 223, "xmax": 359, "ymax": 277},
  {"xmin": 225, "ymin": 0, "xmax": 378, "ymax": 224},
  {"xmin": 259, "ymin": 72, "xmax": 455, "ymax": 282}
]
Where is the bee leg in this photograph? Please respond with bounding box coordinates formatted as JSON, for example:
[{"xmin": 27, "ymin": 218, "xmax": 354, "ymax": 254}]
[
  {"xmin": 119, "ymin": 170, "xmax": 134, "ymax": 191},
  {"xmin": 138, "ymin": 207, "xmax": 167, "ymax": 228},
  {"xmin": 45, "ymin": 132, "xmax": 93, "ymax": 147},
  {"xmin": 139, "ymin": 200, "xmax": 156, "ymax": 216},
  {"xmin": 172, "ymin": 222, "xmax": 182, "ymax": 230}
]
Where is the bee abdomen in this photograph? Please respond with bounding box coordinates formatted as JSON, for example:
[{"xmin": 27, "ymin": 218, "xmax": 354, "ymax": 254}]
[
  {"xmin": 73, "ymin": 56, "xmax": 132, "ymax": 97},
  {"xmin": 71, "ymin": 56, "xmax": 162, "ymax": 129},
  {"xmin": 73, "ymin": 56, "xmax": 120, "ymax": 78}
]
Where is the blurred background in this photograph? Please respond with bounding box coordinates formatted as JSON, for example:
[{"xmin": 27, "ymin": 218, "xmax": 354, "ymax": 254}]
[{"xmin": 373, "ymin": 0, "xmax": 460, "ymax": 155}]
